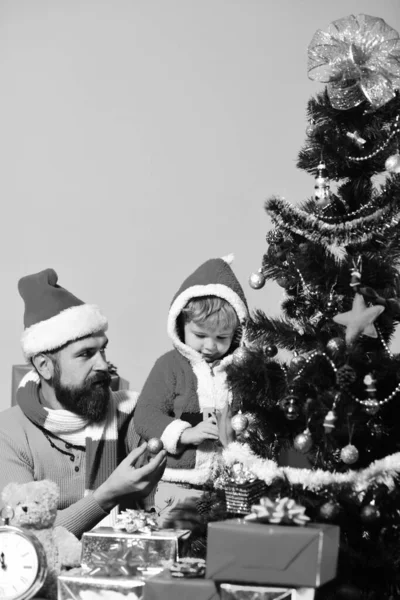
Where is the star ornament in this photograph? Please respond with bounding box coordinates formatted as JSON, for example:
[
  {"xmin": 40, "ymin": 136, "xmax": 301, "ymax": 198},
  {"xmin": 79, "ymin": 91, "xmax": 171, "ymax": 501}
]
[{"xmin": 333, "ymin": 293, "xmax": 385, "ymax": 345}]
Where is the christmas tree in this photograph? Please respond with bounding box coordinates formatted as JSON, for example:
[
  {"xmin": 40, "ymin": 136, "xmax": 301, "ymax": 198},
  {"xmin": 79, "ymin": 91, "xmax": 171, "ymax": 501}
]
[{"xmin": 224, "ymin": 14, "xmax": 400, "ymax": 600}]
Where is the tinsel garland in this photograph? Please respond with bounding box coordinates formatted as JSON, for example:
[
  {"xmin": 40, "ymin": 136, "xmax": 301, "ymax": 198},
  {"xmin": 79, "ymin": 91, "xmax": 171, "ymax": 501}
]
[
  {"xmin": 223, "ymin": 442, "xmax": 400, "ymax": 493},
  {"xmin": 265, "ymin": 196, "xmax": 400, "ymax": 260}
]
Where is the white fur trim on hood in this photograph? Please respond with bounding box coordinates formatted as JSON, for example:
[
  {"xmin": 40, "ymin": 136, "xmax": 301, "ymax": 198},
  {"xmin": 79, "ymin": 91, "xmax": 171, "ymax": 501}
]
[
  {"xmin": 21, "ymin": 304, "xmax": 108, "ymax": 359},
  {"xmin": 167, "ymin": 283, "xmax": 248, "ymax": 363}
]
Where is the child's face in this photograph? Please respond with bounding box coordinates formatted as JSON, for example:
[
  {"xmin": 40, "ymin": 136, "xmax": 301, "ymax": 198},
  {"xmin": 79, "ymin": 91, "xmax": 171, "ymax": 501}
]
[{"xmin": 183, "ymin": 319, "xmax": 236, "ymax": 362}]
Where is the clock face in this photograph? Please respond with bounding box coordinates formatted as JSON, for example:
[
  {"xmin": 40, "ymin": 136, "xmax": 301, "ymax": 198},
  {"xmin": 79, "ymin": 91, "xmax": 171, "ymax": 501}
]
[{"xmin": 0, "ymin": 526, "xmax": 47, "ymax": 600}]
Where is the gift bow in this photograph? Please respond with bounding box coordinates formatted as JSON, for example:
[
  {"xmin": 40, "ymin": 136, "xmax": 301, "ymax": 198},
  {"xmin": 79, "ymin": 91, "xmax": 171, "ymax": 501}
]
[
  {"xmin": 215, "ymin": 462, "xmax": 257, "ymax": 488},
  {"xmin": 115, "ymin": 509, "xmax": 159, "ymax": 533},
  {"xmin": 244, "ymin": 497, "xmax": 310, "ymax": 526},
  {"xmin": 308, "ymin": 14, "xmax": 400, "ymax": 110}
]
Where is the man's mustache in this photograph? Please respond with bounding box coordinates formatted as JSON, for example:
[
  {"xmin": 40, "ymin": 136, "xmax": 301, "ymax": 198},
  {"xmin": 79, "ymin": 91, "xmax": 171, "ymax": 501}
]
[{"xmin": 89, "ymin": 373, "xmax": 112, "ymax": 386}]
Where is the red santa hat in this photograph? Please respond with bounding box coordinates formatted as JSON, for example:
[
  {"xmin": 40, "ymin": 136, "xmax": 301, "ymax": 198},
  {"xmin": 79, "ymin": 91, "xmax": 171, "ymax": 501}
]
[{"xmin": 19, "ymin": 268, "xmax": 108, "ymax": 359}]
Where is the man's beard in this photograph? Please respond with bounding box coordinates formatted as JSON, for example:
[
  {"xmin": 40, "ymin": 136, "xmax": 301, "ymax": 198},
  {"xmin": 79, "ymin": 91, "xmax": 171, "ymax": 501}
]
[{"xmin": 52, "ymin": 366, "xmax": 111, "ymax": 423}]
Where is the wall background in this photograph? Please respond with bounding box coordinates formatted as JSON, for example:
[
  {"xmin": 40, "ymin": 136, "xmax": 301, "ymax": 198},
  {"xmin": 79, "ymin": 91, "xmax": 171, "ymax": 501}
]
[{"xmin": 0, "ymin": 0, "xmax": 399, "ymax": 410}]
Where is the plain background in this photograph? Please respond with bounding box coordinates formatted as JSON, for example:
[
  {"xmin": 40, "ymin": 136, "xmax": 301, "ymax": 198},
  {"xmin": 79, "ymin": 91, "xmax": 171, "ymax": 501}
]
[{"xmin": 1, "ymin": 0, "xmax": 399, "ymax": 411}]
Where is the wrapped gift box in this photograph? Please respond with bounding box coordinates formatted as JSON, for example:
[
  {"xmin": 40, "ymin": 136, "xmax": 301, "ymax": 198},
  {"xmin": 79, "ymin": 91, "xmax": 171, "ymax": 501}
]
[
  {"xmin": 206, "ymin": 519, "xmax": 339, "ymax": 587},
  {"xmin": 143, "ymin": 569, "xmax": 218, "ymax": 600},
  {"xmin": 58, "ymin": 568, "xmax": 145, "ymax": 600},
  {"xmin": 11, "ymin": 364, "xmax": 129, "ymax": 406},
  {"xmin": 221, "ymin": 583, "xmax": 315, "ymax": 600},
  {"xmin": 81, "ymin": 527, "xmax": 190, "ymax": 569},
  {"xmin": 224, "ymin": 480, "xmax": 267, "ymax": 515}
]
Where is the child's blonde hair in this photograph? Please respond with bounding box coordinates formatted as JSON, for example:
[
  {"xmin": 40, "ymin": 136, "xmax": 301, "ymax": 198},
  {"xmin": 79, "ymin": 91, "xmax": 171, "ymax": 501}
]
[{"xmin": 180, "ymin": 296, "xmax": 239, "ymax": 331}]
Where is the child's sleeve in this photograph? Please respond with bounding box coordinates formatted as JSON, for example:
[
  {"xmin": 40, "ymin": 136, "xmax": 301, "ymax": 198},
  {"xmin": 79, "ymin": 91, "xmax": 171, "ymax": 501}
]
[{"xmin": 134, "ymin": 355, "xmax": 191, "ymax": 455}]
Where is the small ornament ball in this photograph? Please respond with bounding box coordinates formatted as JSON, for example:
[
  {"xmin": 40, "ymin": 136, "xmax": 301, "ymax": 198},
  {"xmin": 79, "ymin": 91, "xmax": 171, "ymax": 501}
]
[
  {"xmin": 290, "ymin": 354, "xmax": 306, "ymax": 370},
  {"xmin": 363, "ymin": 399, "xmax": 380, "ymax": 415},
  {"xmin": 147, "ymin": 438, "xmax": 164, "ymax": 454},
  {"xmin": 231, "ymin": 412, "xmax": 249, "ymax": 433},
  {"xmin": 340, "ymin": 444, "xmax": 359, "ymax": 465},
  {"xmin": 293, "ymin": 430, "xmax": 313, "ymax": 453},
  {"xmin": 385, "ymin": 153, "xmax": 400, "ymax": 174},
  {"xmin": 232, "ymin": 347, "xmax": 249, "ymax": 365},
  {"xmin": 249, "ymin": 271, "xmax": 266, "ymax": 290},
  {"xmin": 264, "ymin": 344, "xmax": 278, "ymax": 358},
  {"xmin": 285, "ymin": 400, "xmax": 300, "ymax": 421},
  {"xmin": 326, "ymin": 337, "xmax": 346, "ymax": 356},
  {"xmin": 360, "ymin": 503, "xmax": 381, "ymax": 523},
  {"xmin": 319, "ymin": 500, "xmax": 340, "ymax": 521}
]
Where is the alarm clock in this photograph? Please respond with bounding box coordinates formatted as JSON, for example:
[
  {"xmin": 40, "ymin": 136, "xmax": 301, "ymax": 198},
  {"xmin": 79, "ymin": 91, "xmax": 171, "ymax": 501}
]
[{"xmin": 0, "ymin": 507, "xmax": 48, "ymax": 600}]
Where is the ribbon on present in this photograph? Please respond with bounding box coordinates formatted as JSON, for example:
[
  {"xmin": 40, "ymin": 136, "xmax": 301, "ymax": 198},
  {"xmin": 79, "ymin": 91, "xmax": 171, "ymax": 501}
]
[
  {"xmin": 86, "ymin": 548, "xmax": 133, "ymax": 577},
  {"xmin": 308, "ymin": 14, "xmax": 400, "ymax": 110},
  {"xmin": 115, "ymin": 509, "xmax": 159, "ymax": 534},
  {"xmin": 244, "ymin": 497, "xmax": 310, "ymax": 526},
  {"xmin": 215, "ymin": 461, "xmax": 257, "ymax": 488},
  {"xmin": 170, "ymin": 558, "xmax": 206, "ymax": 579}
]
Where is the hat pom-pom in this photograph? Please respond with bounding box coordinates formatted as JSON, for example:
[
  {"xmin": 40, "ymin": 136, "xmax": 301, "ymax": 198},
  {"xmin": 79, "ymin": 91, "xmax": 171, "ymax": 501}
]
[{"xmin": 221, "ymin": 253, "xmax": 235, "ymax": 265}]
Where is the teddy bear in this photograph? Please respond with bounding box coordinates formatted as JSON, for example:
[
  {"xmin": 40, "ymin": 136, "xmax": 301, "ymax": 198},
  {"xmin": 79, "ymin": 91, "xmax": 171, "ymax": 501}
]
[{"xmin": 2, "ymin": 479, "xmax": 82, "ymax": 599}]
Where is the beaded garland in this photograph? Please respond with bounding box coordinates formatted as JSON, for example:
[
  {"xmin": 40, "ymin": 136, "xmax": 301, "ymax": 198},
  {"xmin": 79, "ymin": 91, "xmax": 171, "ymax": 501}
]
[{"xmin": 347, "ymin": 115, "xmax": 400, "ymax": 162}]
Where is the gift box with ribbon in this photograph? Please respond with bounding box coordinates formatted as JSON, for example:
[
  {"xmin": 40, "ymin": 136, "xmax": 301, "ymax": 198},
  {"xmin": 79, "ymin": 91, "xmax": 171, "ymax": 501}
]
[
  {"xmin": 57, "ymin": 567, "xmax": 146, "ymax": 600},
  {"xmin": 214, "ymin": 463, "xmax": 267, "ymax": 515},
  {"xmin": 81, "ymin": 511, "xmax": 191, "ymax": 570},
  {"xmin": 143, "ymin": 564, "xmax": 218, "ymax": 600},
  {"xmin": 205, "ymin": 518, "xmax": 339, "ymax": 587},
  {"xmin": 220, "ymin": 583, "xmax": 315, "ymax": 600}
]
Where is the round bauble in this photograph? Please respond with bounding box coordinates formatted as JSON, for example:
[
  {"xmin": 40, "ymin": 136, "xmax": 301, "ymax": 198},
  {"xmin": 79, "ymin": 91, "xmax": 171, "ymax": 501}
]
[
  {"xmin": 285, "ymin": 402, "xmax": 300, "ymax": 421},
  {"xmin": 363, "ymin": 398, "xmax": 380, "ymax": 415},
  {"xmin": 340, "ymin": 444, "xmax": 359, "ymax": 465},
  {"xmin": 385, "ymin": 153, "xmax": 400, "ymax": 174},
  {"xmin": 231, "ymin": 412, "xmax": 249, "ymax": 434},
  {"xmin": 293, "ymin": 430, "xmax": 313, "ymax": 453},
  {"xmin": 360, "ymin": 503, "xmax": 381, "ymax": 523},
  {"xmin": 232, "ymin": 347, "xmax": 249, "ymax": 365},
  {"xmin": 290, "ymin": 354, "xmax": 306, "ymax": 370},
  {"xmin": 264, "ymin": 344, "xmax": 278, "ymax": 358},
  {"xmin": 326, "ymin": 337, "xmax": 346, "ymax": 356},
  {"xmin": 276, "ymin": 276, "xmax": 290, "ymax": 288},
  {"xmin": 147, "ymin": 438, "xmax": 164, "ymax": 454},
  {"xmin": 319, "ymin": 500, "xmax": 340, "ymax": 521},
  {"xmin": 249, "ymin": 271, "xmax": 266, "ymax": 290}
]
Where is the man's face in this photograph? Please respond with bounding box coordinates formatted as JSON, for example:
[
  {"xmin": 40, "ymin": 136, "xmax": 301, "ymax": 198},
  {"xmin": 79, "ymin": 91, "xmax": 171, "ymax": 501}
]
[{"xmin": 50, "ymin": 332, "xmax": 111, "ymax": 422}]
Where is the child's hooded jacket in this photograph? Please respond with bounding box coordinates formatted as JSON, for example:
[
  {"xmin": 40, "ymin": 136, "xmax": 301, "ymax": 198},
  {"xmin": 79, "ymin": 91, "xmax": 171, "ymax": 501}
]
[{"xmin": 134, "ymin": 255, "xmax": 248, "ymax": 485}]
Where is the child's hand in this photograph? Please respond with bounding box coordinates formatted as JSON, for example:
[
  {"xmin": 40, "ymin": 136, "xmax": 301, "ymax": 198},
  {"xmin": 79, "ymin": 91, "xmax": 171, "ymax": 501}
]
[{"xmin": 180, "ymin": 417, "xmax": 219, "ymax": 446}]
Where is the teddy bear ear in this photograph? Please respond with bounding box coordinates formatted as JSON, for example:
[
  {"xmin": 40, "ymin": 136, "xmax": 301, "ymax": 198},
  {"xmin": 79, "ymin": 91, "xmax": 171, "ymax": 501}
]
[
  {"xmin": 41, "ymin": 480, "xmax": 60, "ymax": 502},
  {"xmin": 2, "ymin": 482, "xmax": 20, "ymax": 505}
]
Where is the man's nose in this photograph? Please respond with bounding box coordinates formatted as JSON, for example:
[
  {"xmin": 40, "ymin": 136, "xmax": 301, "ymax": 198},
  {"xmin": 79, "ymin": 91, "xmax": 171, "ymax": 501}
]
[{"xmin": 94, "ymin": 352, "xmax": 108, "ymax": 371}]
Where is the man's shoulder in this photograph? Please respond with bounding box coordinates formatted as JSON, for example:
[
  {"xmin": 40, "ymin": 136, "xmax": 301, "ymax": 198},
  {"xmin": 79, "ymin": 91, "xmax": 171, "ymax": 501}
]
[{"xmin": 0, "ymin": 405, "xmax": 27, "ymax": 433}]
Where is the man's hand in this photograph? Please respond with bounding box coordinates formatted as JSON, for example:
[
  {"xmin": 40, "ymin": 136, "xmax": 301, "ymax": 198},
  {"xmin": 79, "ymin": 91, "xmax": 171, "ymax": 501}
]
[
  {"xmin": 93, "ymin": 444, "xmax": 167, "ymax": 512},
  {"xmin": 180, "ymin": 417, "xmax": 219, "ymax": 446}
]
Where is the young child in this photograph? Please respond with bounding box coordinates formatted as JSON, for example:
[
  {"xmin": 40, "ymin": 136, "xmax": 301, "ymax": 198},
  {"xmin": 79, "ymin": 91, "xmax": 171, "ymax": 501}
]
[{"xmin": 134, "ymin": 255, "xmax": 248, "ymax": 523}]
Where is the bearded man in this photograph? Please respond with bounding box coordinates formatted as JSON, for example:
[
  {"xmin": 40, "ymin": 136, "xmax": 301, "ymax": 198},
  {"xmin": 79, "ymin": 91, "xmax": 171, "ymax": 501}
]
[{"xmin": 0, "ymin": 268, "xmax": 166, "ymax": 537}]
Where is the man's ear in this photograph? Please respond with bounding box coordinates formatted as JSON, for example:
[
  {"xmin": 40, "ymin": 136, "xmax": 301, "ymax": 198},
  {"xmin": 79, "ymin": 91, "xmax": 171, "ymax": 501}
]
[{"xmin": 31, "ymin": 353, "xmax": 55, "ymax": 381}]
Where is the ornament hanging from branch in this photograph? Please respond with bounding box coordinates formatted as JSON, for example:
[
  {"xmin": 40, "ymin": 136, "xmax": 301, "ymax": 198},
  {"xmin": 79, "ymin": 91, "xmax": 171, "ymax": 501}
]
[
  {"xmin": 308, "ymin": 13, "xmax": 400, "ymax": 110},
  {"xmin": 333, "ymin": 294, "xmax": 385, "ymax": 345},
  {"xmin": 313, "ymin": 162, "xmax": 331, "ymax": 207},
  {"xmin": 249, "ymin": 268, "xmax": 266, "ymax": 290}
]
